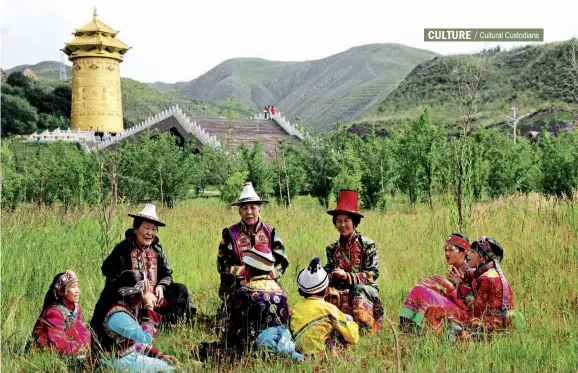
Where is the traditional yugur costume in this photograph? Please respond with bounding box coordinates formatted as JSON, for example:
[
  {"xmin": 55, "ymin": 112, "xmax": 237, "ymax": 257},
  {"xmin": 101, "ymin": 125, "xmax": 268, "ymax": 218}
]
[
  {"xmin": 226, "ymin": 243, "xmax": 290, "ymax": 351},
  {"xmin": 447, "ymin": 237, "xmax": 518, "ymax": 338},
  {"xmin": 400, "ymin": 234, "xmax": 474, "ymax": 331},
  {"xmin": 290, "ymin": 257, "xmax": 359, "ymax": 356},
  {"xmin": 91, "ymin": 271, "xmax": 175, "ymax": 373},
  {"xmin": 197, "ymin": 243, "xmax": 290, "ymax": 361},
  {"xmin": 32, "ymin": 270, "xmax": 90, "ymax": 357},
  {"xmin": 217, "ymin": 182, "xmax": 288, "ymax": 328},
  {"xmin": 102, "ymin": 202, "xmax": 195, "ymax": 325},
  {"xmin": 324, "ymin": 190, "xmax": 383, "ymax": 332}
]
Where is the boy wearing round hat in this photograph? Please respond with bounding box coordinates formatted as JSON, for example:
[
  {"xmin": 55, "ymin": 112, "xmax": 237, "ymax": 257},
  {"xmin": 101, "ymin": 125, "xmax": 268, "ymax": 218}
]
[
  {"xmin": 102, "ymin": 202, "xmax": 196, "ymax": 325},
  {"xmin": 217, "ymin": 182, "xmax": 289, "ymax": 322},
  {"xmin": 290, "ymin": 258, "xmax": 359, "ymax": 357}
]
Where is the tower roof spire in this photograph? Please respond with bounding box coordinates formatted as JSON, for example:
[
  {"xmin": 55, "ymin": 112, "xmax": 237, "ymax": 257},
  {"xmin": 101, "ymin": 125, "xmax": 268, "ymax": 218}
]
[{"xmin": 62, "ymin": 8, "xmax": 130, "ymax": 62}]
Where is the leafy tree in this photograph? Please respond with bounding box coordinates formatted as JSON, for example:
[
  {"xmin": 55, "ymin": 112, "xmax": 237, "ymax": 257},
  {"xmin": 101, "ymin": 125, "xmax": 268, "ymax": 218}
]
[
  {"xmin": 355, "ymin": 125, "xmax": 395, "ymax": 210},
  {"xmin": 1, "ymin": 94, "xmax": 38, "ymax": 136},
  {"xmin": 393, "ymin": 107, "xmax": 445, "ymax": 206},
  {"xmin": 6, "ymin": 72, "xmax": 31, "ymax": 90},
  {"xmin": 241, "ymin": 141, "xmax": 275, "ymax": 198},
  {"xmin": 273, "ymin": 140, "xmax": 308, "ymax": 207},
  {"xmin": 539, "ymin": 130, "xmax": 578, "ymax": 198}
]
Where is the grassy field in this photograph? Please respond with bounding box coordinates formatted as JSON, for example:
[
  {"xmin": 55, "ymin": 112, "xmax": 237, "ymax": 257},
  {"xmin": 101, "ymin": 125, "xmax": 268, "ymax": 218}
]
[{"xmin": 1, "ymin": 195, "xmax": 577, "ymax": 372}]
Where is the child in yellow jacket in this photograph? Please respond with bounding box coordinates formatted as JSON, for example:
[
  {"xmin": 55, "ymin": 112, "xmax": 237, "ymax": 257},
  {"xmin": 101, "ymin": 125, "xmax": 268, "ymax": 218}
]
[{"xmin": 290, "ymin": 257, "xmax": 359, "ymax": 356}]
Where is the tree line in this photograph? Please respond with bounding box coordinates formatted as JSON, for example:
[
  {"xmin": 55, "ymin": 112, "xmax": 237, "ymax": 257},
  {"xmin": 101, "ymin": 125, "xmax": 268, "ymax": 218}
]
[
  {"xmin": 2, "ymin": 107, "xmax": 577, "ymax": 218},
  {"xmin": 1, "ymin": 71, "xmax": 72, "ymax": 136}
]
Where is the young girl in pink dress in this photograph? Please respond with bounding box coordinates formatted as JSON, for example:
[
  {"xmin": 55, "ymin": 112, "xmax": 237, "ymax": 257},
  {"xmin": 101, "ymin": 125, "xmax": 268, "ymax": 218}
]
[{"xmin": 32, "ymin": 270, "xmax": 90, "ymax": 356}]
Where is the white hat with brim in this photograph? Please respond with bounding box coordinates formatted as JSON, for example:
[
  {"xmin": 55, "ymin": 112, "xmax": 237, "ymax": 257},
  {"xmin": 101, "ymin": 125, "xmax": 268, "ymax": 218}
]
[
  {"xmin": 297, "ymin": 257, "xmax": 329, "ymax": 294},
  {"xmin": 242, "ymin": 245, "xmax": 275, "ymax": 272},
  {"xmin": 128, "ymin": 202, "xmax": 166, "ymax": 227},
  {"xmin": 231, "ymin": 181, "xmax": 268, "ymax": 206}
]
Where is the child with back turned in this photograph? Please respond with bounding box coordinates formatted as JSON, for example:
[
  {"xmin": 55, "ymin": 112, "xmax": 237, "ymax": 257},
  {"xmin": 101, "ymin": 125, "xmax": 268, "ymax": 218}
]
[{"xmin": 289, "ymin": 257, "xmax": 359, "ymax": 357}]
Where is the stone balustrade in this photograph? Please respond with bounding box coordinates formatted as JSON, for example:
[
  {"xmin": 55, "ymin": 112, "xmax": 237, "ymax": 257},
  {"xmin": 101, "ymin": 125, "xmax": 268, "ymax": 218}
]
[
  {"xmin": 255, "ymin": 112, "xmax": 305, "ymax": 140},
  {"xmin": 26, "ymin": 104, "xmax": 221, "ymax": 151}
]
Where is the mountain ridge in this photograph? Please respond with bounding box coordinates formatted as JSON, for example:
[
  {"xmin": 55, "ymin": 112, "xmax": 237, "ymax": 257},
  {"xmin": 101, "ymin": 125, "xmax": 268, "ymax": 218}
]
[{"xmin": 146, "ymin": 43, "xmax": 440, "ymax": 128}]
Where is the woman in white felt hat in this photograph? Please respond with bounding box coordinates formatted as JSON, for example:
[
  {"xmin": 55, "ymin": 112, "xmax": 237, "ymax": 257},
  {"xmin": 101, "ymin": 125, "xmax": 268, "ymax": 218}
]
[
  {"xmin": 102, "ymin": 201, "xmax": 196, "ymax": 326},
  {"xmin": 216, "ymin": 182, "xmax": 289, "ymax": 329}
]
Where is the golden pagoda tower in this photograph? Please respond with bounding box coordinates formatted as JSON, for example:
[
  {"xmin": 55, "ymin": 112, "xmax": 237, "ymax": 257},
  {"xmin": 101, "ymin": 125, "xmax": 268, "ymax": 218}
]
[{"xmin": 63, "ymin": 8, "xmax": 130, "ymax": 133}]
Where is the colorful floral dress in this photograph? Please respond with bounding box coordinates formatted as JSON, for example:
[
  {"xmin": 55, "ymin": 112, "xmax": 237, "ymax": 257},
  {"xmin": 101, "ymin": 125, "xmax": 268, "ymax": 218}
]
[
  {"xmin": 324, "ymin": 232, "xmax": 383, "ymax": 331},
  {"xmin": 400, "ymin": 262, "xmax": 473, "ymax": 331},
  {"xmin": 33, "ymin": 300, "xmax": 90, "ymax": 356}
]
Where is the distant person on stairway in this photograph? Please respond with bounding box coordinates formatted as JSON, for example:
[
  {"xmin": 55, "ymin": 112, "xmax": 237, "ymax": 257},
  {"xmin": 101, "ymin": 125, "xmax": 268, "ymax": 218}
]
[
  {"xmin": 270, "ymin": 106, "xmax": 276, "ymax": 118},
  {"xmin": 263, "ymin": 106, "xmax": 269, "ymax": 120}
]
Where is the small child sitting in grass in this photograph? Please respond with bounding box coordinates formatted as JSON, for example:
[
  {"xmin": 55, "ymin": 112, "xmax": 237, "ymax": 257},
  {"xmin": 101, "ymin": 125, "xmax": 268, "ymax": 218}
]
[{"xmin": 289, "ymin": 257, "xmax": 360, "ymax": 357}]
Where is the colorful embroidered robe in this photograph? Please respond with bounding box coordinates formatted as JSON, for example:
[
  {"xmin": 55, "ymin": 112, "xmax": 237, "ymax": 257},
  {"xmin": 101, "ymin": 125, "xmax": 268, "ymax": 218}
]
[
  {"xmin": 217, "ymin": 220, "xmax": 288, "ymax": 298},
  {"xmin": 449, "ymin": 261, "xmax": 516, "ymax": 332},
  {"xmin": 102, "ymin": 229, "xmax": 194, "ymax": 324},
  {"xmin": 102, "ymin": 229, "xmax": 173, "ymax": 288},
  {"xmin": 93, "ymin": 302, "xmax": 174, "ymax": 372},
  {"xmin": 33, "ymin": 300, "xmax": 90, "ymax": 356},
  {"xmin": 226, "ymin": 275, "xmax": 290, "ymax": 352},
  {"xmin": 324, "ymin": 232, "xmax": 383, "ymax": 331},
  {"xmin": 399, "ymin": 261, "xmax": 474, "ymax": 330}
]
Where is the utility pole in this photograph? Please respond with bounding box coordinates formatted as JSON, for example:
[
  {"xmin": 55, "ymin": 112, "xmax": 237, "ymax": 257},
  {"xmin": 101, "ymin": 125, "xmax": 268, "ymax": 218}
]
[{"xmin": 504, "ymin": 106, "xmax": 531, "ymax": 143}]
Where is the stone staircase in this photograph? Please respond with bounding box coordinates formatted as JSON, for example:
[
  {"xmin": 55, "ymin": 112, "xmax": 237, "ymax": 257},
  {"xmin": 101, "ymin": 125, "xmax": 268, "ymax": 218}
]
[
  {"xmin": 26, "ymin": 105, "xmax": 303, "ymax": 159},
  {"xmin": 194, "ymin": 117, "xmax": 301, "ymax": 158}
]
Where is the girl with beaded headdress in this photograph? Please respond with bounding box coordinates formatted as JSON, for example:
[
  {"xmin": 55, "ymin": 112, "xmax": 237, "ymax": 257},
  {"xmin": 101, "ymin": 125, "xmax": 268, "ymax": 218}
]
[
  {"xmin": 445, "ymin": 236, "xmax": 521, "ymax": 340},
  {"xmin": 90, "ymin": 270, "xmax": 179, "ymax": 372},
  {"xmin": 399, "ymin": 233, "xmax": 474, "ymax": 333},
  {"xmin": 32, "ymin": 270, "xmax": 90, "ymax": 356}
]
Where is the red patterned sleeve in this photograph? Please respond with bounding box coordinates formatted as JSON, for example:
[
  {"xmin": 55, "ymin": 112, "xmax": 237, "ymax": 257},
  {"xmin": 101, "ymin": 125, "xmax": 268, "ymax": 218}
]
[
  {"xmin": 135, "ymin": 307, "xmax": 164, "ymax": 358},
  {"xmin": 468, "ymin": 277, "xmax": 498, "ymax": 330},
  {"xmin": 140, "ymin": 307, "xmax": 162, "ymax": 338}
]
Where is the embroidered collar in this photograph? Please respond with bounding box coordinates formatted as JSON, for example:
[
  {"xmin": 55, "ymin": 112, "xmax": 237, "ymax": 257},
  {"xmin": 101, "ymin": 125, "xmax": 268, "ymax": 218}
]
[
  {"xmin": 474, "ymin": 261, "xmax": 495, "ymax": 278},
  {"xmin": 239, "ymin": 219, "xmax": 263, "ymax": 233},
  {"xmin": 61, "ymin": 298, "xmax": 76, "ymax": 313},
  {"xmin": 339, "ymin": 231, "xmax": 358, "ymax": 246},
  {"xmin": 249, "ymin": 274, "xmax": 272, "ymax": 282}
]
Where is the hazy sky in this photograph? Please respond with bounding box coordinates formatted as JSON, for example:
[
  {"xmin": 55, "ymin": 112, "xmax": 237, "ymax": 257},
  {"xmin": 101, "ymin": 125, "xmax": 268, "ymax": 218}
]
[{"xmin": 1, "ymin": 0, "xmax": 576, "ymax": 83}]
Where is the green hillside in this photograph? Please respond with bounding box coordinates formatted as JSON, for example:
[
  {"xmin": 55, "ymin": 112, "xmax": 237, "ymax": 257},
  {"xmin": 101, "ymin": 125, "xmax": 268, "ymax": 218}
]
[
  {"xmin": 4, "ymin": 61, "xmax": 72, "ymax": 80},
  {"xmin": 155, "ymin": 44, "xmax": 439, "ymax": 129},
  {"xmin": 120, "ymin": 78, "xmax": 254, "ymax": 127},
  {"xmin": 350, "ymin": 40, "xmax": 578, "ymax": 136},
  {"xmin": 1, "ymin": 66, "xmax": 255, "ymax": 136}
]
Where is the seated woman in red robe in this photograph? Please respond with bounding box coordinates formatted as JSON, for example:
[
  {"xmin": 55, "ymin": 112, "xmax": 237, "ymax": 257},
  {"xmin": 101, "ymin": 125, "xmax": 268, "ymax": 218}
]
[
  {"xmin": 399, "ymin": 233, "xmax": 473, "ymax": 333},
  {"xmin": 32, "ymin": 270, "xmax": 90, "ymax": 357},
  {"xmin": 444, "ymin": 236, "xmax": 518, "ymax": 340}
]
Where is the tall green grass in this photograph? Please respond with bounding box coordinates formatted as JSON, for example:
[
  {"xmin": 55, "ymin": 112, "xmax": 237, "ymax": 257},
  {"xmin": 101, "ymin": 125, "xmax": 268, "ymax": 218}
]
[{"xmin": 2, "ymin": 195, "xmax": 577, "ymax": 372}]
